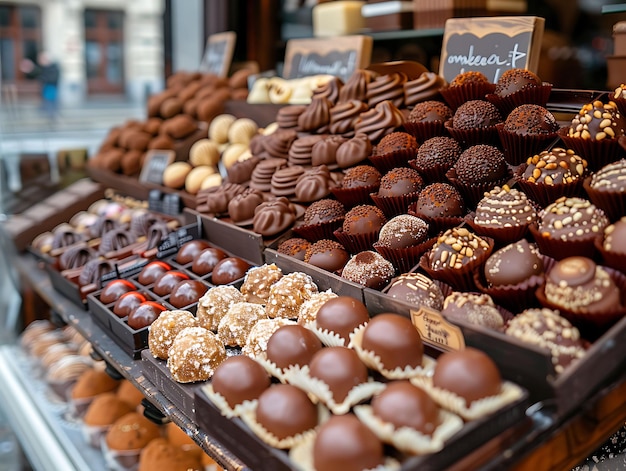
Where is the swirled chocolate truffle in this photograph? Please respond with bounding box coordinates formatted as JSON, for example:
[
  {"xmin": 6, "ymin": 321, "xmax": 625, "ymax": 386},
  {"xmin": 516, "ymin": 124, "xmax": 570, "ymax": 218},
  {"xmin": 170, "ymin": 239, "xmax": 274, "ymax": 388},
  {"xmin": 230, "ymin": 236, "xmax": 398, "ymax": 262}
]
[
  {"xmin": 227, "ymin": 188, "xmax": 264, "ymax": 223},
  {"xmin": 428, "ymin": 227, "xmax": 491, "ymax": 270},
  {"xmin": 378, "ymin": 167, "xmax": 424, "ymax": 197},
  {"xmin": 413, "ymin": 183, "xmax": 465, "ymax": 218},
  {"xmin": 294, "ymin": 165, "xmax": 334, "ymax": 202},
  {"xmin": 474, "ymin": 186, "xmax": 537, "ymax": 228},
  {"xmin": 313, "ymin": 414, "xmax": 385, "ymax": 471},
  {"xmin": 451, "ymin": 100, "xmax": 502, "ymax": 130},
  {"xmin": 338, "ymin": 68, "xmax": 377, "ymax": 103},
  {"xmin": 329, "ymin": 101, "xmax": 368, "ymax": 137},
  {"xmin": 505, "ymin": 308, "xmax": 586, "ymax": 373},
  {"xmin": 386, "ymin": 272, "xmax": 444, "ymax": 311},
  {"xmin": 211, "ymin": 257, "xmax": 251, "ymax": 285},
  {"xmin": 167, "ymin": 326, "xmax": 226, "ymax": 382},
  {"xmin": 304, "ymin": 240, "xmax": 349, "ymax": 272},
  {"xmin": 277, "ymin": 237, "xmax": 310, "ymax": 261},
  {"xmin": 441, "ymin": 292, "xmax": 504, "ymax": 330},
  {"xmin": 354, "ymin": 100, "xmax": 405, "ymax": 142},
  {"xmin": 522, "ymin": 148, "xmax": 587, "ymax": 184},
  {"xmin": 371, "ymin": 380, "xmax": 439, "ymax": 434},
  {"xmin": 240, "ymin": 263, "xmax": 283, "ymax": 304},
  {"xmin": 315, "ymin": 296, "xmax": 370, "ymax": 345},
  {"xmin": 211, "ymin": 355, "xmax": 271, "ymax": 408},
  {"xmin": 567, "ymin": 100, "xmax": 626, "ymax": 141},
  {"xmin": 100, "ymin": 279, "xmax": 136, "ymax": 304},
  {"xmin": 255, "ymin": 384, "xmax": 318, "ymax": 440},
  {"xmin": 138, "ymin": 261, "xmax": 171, "ymax": 286},
  {"xmin": 503, "ymin": 104, "xmax": 559, "ymax": 135},
  {"xmin": 341, "ymin": 165, "xmax": 381, "ymax": 189},
  {"xmin": 303, "ymin": 199, "xmax": 345, "ymax": 226},
  {"xmin": 297, "ymin": 96, "xmax": 332, "ymax": 133},
  {"xmin": 191, "ymin": 248, "xmax": 228, "ymax": 276},
  {"xmin": 313, "ymin": 76, "xmax": 343, "ymax": 104},
  {"xmin": 266, "ymin": 324, "xmax": 322, "ymax": 370},
  {"xmin": 544, "ymin": 256, "xmax": 620, "ymax": 314},
  {"xmin": 367, "ymin": 72, "xmax": 407, "ymax": 108},
  {"xmin": 360, "ymin": 313, "xmax": 423, "ymax": 370},
  {"xmin": 309, "ymin": 346, "xmax": 369, "ymax": 403},
  {"xmin": 408, "ymin": 100, "xmax": 452, "ymax": 123},
  {"xmin": 175, "ymin": 240, "xmax": 211, "ymax": 265},
  {"xmin": 169, "ymin": 279, "xmax": 208, "ymax": 308},
  {"xmin": 342, "ymin": 205, "xmax": 386, "ymax": 235},
  {"xmin": 538, "ymin": 197, "xmax": 608, "ymax": 242},
  {"xmin": 404, "ymin": 71, "xmax": 446, "ymax": 106},
  {"xmin": 148, "ymin": 309, "xmax": 198, "ymax": 359},
  {"xmin": 484, "ymin": 239, "xmax": 543, "ymax": 286},
  {"xmin": 432, "ymin": 348, "xmax": 502, "ymax": 404},
  {"xmin": 453, "ymin": 145, "xmax": 508, "ymax": 185},
  {"xmin": 252, "ymin": 197, "xmax": 296, "ymax": 237},
  {"xmin": 495, "ymin": 68, "xmax": 542, "ymax": 97},
  {"xmin": 377, "ymin": 215, "xmax": 429, "ymax": 249},
  {"xmin": 341, "ymin": 251, "xmax": 395, "ymax": 290}
]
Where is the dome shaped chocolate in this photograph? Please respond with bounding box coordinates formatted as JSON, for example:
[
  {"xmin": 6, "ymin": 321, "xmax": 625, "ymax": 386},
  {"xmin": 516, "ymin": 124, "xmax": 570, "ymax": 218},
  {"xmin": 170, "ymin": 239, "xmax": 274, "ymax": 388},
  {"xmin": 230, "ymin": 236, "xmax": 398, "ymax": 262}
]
[
  {"xmin": 452, "ymin": 100, "xmax": 502, "ymax": 130},
  {"xmin": 495, "ymin": 68, "xmax": 542, "ymax": 97},
  {"xmin": 169, "ymin": 280, "xmax": 208, "ymax": 308},
  {"xmin": 309, "ymin": 346, "xmax": 368, "ymax": 403},
  {"xmin": 113, "ymin": 291, "xmax": 147, "ymax": 318},
  {"xmin": 266, "ymin": 324, "xmax": 322, "ymax": 370},
  {"xmin": 361, "ymin": 313, "xmax": 423, "ymax": 370},
  {"xmin": 100, "ymin": 279, "xmax": 136, "ymax": 304},
  {"xmin": 304, "ymin": 240, "xmax": 349, "ymax": 273},
  {"xmin": 211, "ymin": 356, "xmax": 271, "ymax": 408},
  {"xmin": 175, "ymin": 240, "xmax": 211, "ymax": 265},
  {"xmin": 138, "ymin": 261, "xmax": 171, "ymax": 285},
  {"xmin": 255, "ymin": 384, "xmax": 318, "ymax": 440},
  {"xmin": 153, "ymin": 271, "xmax": 190, "ymax": 296},
  {"xmin": 315, "ymin": 296, "xmax": 370, "ymax": 345},
  {"xmin": 211, "ymin": 257, "xmax": 251, "ymax": 285},
  {"xmin": 191, "ymin": 248, "xmax": 228, "ymax": 276}
]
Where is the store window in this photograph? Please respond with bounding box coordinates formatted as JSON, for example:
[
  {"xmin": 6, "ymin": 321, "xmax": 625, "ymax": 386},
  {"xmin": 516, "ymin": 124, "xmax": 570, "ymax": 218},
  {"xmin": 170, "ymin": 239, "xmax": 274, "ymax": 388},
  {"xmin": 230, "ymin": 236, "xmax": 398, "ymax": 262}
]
[{"xmin": 84, "ymin": 9, "xmax": 125, "ymax": 94}]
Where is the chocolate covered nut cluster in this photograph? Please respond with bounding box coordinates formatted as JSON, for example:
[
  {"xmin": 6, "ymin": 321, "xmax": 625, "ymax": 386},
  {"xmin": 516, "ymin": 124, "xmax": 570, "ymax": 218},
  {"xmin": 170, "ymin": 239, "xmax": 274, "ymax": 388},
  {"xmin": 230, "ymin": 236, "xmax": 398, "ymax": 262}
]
[{"xmin": 567, "ymin": 100, "xmax": 625, "ymax": 141}]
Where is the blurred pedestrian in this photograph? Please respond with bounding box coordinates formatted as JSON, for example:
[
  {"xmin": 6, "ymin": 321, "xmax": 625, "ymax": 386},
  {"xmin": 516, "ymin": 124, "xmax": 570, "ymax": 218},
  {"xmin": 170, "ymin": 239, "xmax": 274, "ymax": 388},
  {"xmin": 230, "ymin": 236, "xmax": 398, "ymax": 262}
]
[{"xmin": 20, "ymin": 51, "xmax": 60, "ymax": 121}]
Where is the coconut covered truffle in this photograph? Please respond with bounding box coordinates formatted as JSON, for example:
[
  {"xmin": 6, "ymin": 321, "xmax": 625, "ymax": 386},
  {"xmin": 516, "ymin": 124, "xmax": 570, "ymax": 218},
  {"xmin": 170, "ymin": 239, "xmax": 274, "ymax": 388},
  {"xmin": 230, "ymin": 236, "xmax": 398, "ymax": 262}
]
[
  {"xmin": 341, "ymin": 251, "xmax": 395, "ymax": 290},
  {"xmin": 167, "ymin": 326, "xmax": 226, "ymax": 383},
  {"xmin": 148, "ymin": 309, "xmax": 198, "ymax": 360}
]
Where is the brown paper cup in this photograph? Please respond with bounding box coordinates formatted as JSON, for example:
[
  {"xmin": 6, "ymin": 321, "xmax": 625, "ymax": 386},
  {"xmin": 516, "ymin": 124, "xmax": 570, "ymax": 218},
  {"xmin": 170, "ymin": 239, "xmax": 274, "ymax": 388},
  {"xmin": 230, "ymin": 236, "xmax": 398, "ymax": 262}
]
[
  {"xmin": 497, "ymin": 123, "xmax": 558, "ymax": 167},
  {"xmin": 558, "ymin": 127, "xmax": 626, "ymax": 172},
  {"xmin": 515, "ymin": 164, "xmax": 586, "ymax": 209},
  {"xmin": 440, "ymin": 82, "xmax": 497, "ymax": 111},
  {"xmin": 485, "ymin": 83, "xmax": 553, "ymax": 116},
  {"xmin": 444, "ymin": 120, "xmax": 501, "ymax": 148}
]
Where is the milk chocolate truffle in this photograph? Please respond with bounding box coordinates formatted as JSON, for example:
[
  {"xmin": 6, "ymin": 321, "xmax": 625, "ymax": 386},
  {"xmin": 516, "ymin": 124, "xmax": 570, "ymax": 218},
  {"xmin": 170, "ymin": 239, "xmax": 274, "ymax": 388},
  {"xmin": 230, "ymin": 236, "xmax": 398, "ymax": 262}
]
[
  {"xmin": 329, "ymin": 101, "xmax": 368, "ymax": 137},
  {"xmin": 522, "ymin": 148, "xmax": 587, "ymax": 184},
  {"xmin": 413, "ymin": 183, "xmax": 465, "ymax": 218},
  {"xmin": 386, "ymin": 272, "xmax": 444, "ymax": 311},
  {"xmin": 240, "ymin": 263, "xmax": 283, "ymax": 304},
  {"xmin": 341, "ymin": 165, "xmax": 381, "ymax": 189},
  {"xmin": 361, "ymin": 313, "xmax": 423, "ymax": 370},
  {"xmin": 266, "ymin": 324, "xmax": 322, "ymax": 370},
  {"xmin": 315, "ymin": 296, "xmax": 370, "ymax": 345},
  {"xmin": 451, "ymin": 100, "xmax": 502, "ymax": 130},
  {"xmin": 277, "ymin": 237, "xmax": 310, "ymax": 261},
  {"xmin": 297, "ymin": 291, "xmax": 339, "ymax": 326},
  {"xmin": 191, "ymin": 247, "xmax": 228, "ymax": 276},
  {"xmin": 567, "ymin": 100, "xmax": 625, "ymax": 140},
  {"xmin": 255, "ymin": 384, "xmax": 318, "ymax": 440},
  {"xmin": 603, "ymin": 217, "xmax": 626, "ymax": 253},
  {"xmin": 176, "ymin": 240, "xmax": 211, "ymax": 265},
  {"xmin": 371, "ymin": 381, "xmax": 439, "ymax": 434},
  {"xmin": 100, "ymin": 279, "xmax": 136, "ymax": 304},
  {"xmin": 484, "ymin": 239, "xmax": 543, "ymax": 286},
  {"xmin": 454, "ymin": 144, "xmax": 508, "ymax": 185},
  {"xmin": 153, "ymin": 271, "xmax": 190, "ymax": 296},
  {"xmin": 169, "ymin": 279, "xmax": 208, "ymax": 308},
  {"xmin": 544, "ymin": 256, "xmax": 620, "ymax": 314},
  {"xmin": 342, "ymin": 205, "xmax": 386, "ymax": 235},
  {"xmin": 106, "ymin": 412, "xmax": 161, "ymax": 451},
  {"xmin": 377, "ymin": 215, "xmax": 429, "ymax": 249},
  {"xmin": 303, "ymin": 199, "xmax": 345, "ymax": 226},
  {"xmin": 428, "ymin": 227, "xmax": 491, "ymax": 271},
  {"xmin": 309, "ymin": 346, "xmax": 369, "ymax": 403},
  {"xmin": 138, "ymin": 261, "xmax": 171, "ymax": 285},
  {"xmin": 537, "ymin": 197, "xmax": 608, "ymax": 242},
  {"xmin": 505, "ymin": 308, "xmax": 586, "ymax": 373},
  {"xmin": 375, "ymin": 131, "xmax": 418, "ymax": 156},
  {"xmin": 378, "ymin": 167, "xmax": 424, "ymax": 197},
  {"xmin": 127, "ymin": 301, "xmax": 167, "ymax": 329},
  {"xmin": 266, "ymin": 272, "xmax": 318, "ymax": 319},
  {"xmin": 312, "ymin": 414, "xmax": 385, "ymax": 471},
  {"xmin": 84, "ymin": 392, "xmax": 134, "ymax": 427},
  {"xmin": 304, "ymin": 240, "xmax": 349, "ymax": 273},
  {"xmin": 449, "ymin": 71, "xmax": 490, "ymax": 87},
  {"xmin": 474, "ymin": 186, "xmax": 537, "ymax": 228},
  {"xmin": 211, "ymin": 355, "xmax": 271, "ymax": 408},
  {"xmin": 495, "ymin": 69, "xmax": 542, "ymax": 97},
  {"xmin": 432, "ymin": 348, "xmax": 502, "ymax": 404},
  {"xmin": 148, "ymin": 309, "xmax": 198, "ymax": 359},
  {"xmin": 341, "ymin": 251, "xmax": 395, "ymax": 290},
  {"xmin": 167, "ymin": 326, "xmax": 226, "ymax": 383},
  {"xmin": 113, "ymin": 291, "xmax": 147, "ymax": 318},
  {"xmin": 211, "ymin": 257, "xmax": 251, "ymax": 285},
  {"xmin": 442, "ymin": 292, "xmax": 504, "ymax": 330},
  {"xmin": 408, "ymin": 100, "xmax": 453, "ymax": 123},
  {"xmin": 503, "ymin": 104, "xmax": 559, "ymax": 135},
  {"xmin": 242, "ymin": 318, "xmax": 296, "ymax": 358}
]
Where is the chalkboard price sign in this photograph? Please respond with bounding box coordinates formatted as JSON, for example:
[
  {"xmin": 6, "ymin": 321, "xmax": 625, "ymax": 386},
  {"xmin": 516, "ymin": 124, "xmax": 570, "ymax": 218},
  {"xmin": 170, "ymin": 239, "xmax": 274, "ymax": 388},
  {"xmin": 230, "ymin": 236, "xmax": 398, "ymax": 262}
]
[
  {"xmin": 439, "ymin": 16, "xmax": 545, "ymax": 83},
  {"xmin": 139, "ymin": 150, "xmax": 176, "ymax": 185},
  {"xmin": 200, "ymin": 31, "xmax": 236, "ymax": 78}
]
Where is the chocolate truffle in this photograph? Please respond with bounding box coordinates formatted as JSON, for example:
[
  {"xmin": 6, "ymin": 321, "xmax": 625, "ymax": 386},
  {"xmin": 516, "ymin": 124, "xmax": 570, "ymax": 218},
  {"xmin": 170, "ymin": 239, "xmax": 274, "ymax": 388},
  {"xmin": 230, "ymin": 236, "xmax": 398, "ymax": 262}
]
[
  {"xmin": 266, "ymin": 324, "xmax": 322, "ymax": 370},
  {"xmin": 451, "ymin": 100, "xmax": 502, "ymax": 130},
  {"xmin": 255, "ymin": 384, "xmax": 318, "ymax": 440},
  {"xmin": 375, "ymin": 131, "xmax": 418, "ymax": 155},
  {"xmin": 309, "ymin": 346, "xmax": 369, "ymax": 403},
  {"xmin": 441, "ymin": 292, "xmax": 504, "ymax": 330},
  {"xmin": 303, "ymin": 199, "xmax": 345, "ymax": 226},
  {"xmin": 413, "ymin": 136, "xmax": 462, "ymax": 173},
  {"xmin": 360, "ymin": 313, "xmax": 423, "ymax": 370},
  {"xmin": 386, "ymin": 272, "xmax": 444, "ymax": 311},
  {"xmin": 378, "ymin": 167, "xmax": 424, "ymax": 197},
  {"xmin": 218, "ymin": 302, "xmax": 268, "ymax": 347},
  {"xmin": 538, "ymin": 197, "xmax": 608, "ymax": 241},
  {"xmin": 304, "ymin": 240, "xmax": 349, "ymax": 273},
  {"xmin": 371, "ymin": 380, "xmax": 439, "ymax": 434},
  {"xmin": 167, "ymin": 326, "xmax": 226, "ymax": 382},
  {"xmin": 522, "ymin": 148, "xmax": 587, "ymax": 184},
  {"xmin": 211, "ymin": 257, "xmax": 251, "ymax": 285},
  {"xmin": 169, "ymin": 279, "xmax": 208, "ymax": 308},
  {"xmin": 266, "ymin": 272, "xmax": 318, "ymax": 319},
  {"xmin": 377, "ymin": 215, "xmax": 429, "ymax": 249},
  {"xmin": 242, "ymin": 318, "xmax": 296, "ymax": 358},
  {"xmin": 341, "ymin": 251, "xmax": 395, "ymax": 290},
  {"xmin": 544, "ymin": 256, "xmax": 620, "ymax": 314},
  {"xmin": 341, "ymin": 165, "xmax": 381, "ymax": 189},
  {"xmin": 227, "ymin": 188, "xmax": 264, "ymax": 223},
  {"xmin": 277, "ymin": 237, "xmax": 310, "ymax": 261},
  {"xmin": 589, "ymin": 159, "xmax": 626, "ymax": 194},
  {"xmin": 191, "ymin": 248, "xmax": 228, "ymax": 276},
  {"xmin": 211, "ymin": 355, "xmax": 271, "ymax": 408},
  {"xmin": 503, "ymin": 104, "xmax": 559, "ymax": 135},
  {"xmin": 603, "ymin": 217, "xmax": 626, "ymax": 253},
  {"xmin": 175, "ymin": 240, "xmax": 211, "ymax": 265},
  {"xmin": 432, "ymin": 348, "xmax": 502, "ymax": 404},
  {"xmin": 449, "ymin": 71, "xmax": 490, "ymax": 87},
  {"xmin": 453, "ymin": 144, "xmax": 508, "ymax": 185},
  {"xmin": 315, "ymin": 296, "xmax": 370, "ymax": 345},
  {"xmin": 113, "ymin": 291, "xmax": 148, "ymax": 318},
  {"xmin": 240, "ymin": 263, "xmax": 283, "ymax": 304},
  {"xmin": 342, "ymin": 205, "xmax": 386, "ymax": 235},
  {"xmin": 568, "ymin": 100, "xmax": 625, "ymax": 140},
  {"xmin": 100, "ymin": 279, "xmax": 135, "ymax": 304},
  {"xmin": 495, "ymin": 68, "xmax": 542, "ymax": 97},
  {"xmin": 148, "ymin": 309, "xmax": 198, "ymax": 360},
  {"xmin": 153, "ymin": 271, "xmax": 190, "ymax": 296},
  {"xmin": 408, "ymin": 100, "xmax": 453, "ymax": 123},
  {"xmin": 428, "ymin": 227, "xmax": 491, "ymax": 271},
  {"xmin": 196, "ymin": 285, "xmax": 245, "ymax": 331},
  {"xmin": 137, "ymin": 261, "xmax": 171, "ymax": 285},
  {"xmin": 484, "ymin": 239, "xmax": 543, "ymax": 286},
  {"xmin": 413, "ymin": 183, "xmax": 465, "ymax": 218},
  {"xmin": 505, "ymin": 308, "xmax": 586, "ymax": 373},
  {"xmin": 312, "ymin": 414, "xmax": 385, "ymax": 471},
  {"xmin": 474, "ymin": 186, "xmax": 537, "ymax": 228},
  {"xmin": 297, "ymin": 291, "xmax": 339, "ymax": 326},
  {"xmin": 127, "ymin": 301, "xmax": 166, "ymax": 329}
]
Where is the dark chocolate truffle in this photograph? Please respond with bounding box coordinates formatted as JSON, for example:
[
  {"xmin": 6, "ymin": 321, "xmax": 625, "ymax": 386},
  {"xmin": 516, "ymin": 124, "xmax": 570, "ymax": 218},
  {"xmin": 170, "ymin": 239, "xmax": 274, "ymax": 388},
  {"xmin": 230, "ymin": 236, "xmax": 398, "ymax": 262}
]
[
  {"xmin": 113, "ymin": 291, "xmax": 147, "ymax": 318},
  {"xmin": 342, "ymin": 205, "xmax": 386, "ymax": 235},
  {"xmin": 153, "ymin": 271, "xmax": 190, "ymax": 296},
  {"xmin": 169, "ymin": 280, "xmax": 208, "ymax": 308},
  {"xmin": 484, "ymin": 239, "xmax": 543, "ymax": 286},
  {"xmin": 412, "ymin": 183, "xmax": 465, "ymax": 218},
  {"xmin": 453, "ymin": 144, "xmax": 508, "ymax": 185},
  {"xmin": 432, "ymin": 347, "xmax": 502, "ymax": 404},
  {"xmin": 522, "ymin": 148, "xmax": 587, "ymax": 184},
  {"xmin": 441, "ymin": 292, "xmax": 504, "ymax": 330},
  {"xmin": 255, "ymin": 384, "xmax": 318, "ymax": 440},
  {"xmin": 304, "ymin": 240, "xmax": 349, "ymax": 273},
  {"xmin": 211, "ymin": 355, "xmax": 271, "ymax": 408},
  {"xmin": 277, "ymin": 238, "xmax": 310, "ymax": 261},
  {"xmin": 378, "ymin": 167, "xmax": 424, "ymax": 197},
  {"xmin": 375, "ymin": 131, "xmax": 418, "ymax": 155},
  {"xmin": 495, "ymin": 68, "xmax": 542, "ymax": 97},
  {"xmin": 537, "ymin": 197, "xmax": 608, "ymax": 241},
  {"xmin": 315, "ymin": 296, "xmax": 370, "ymax": 345},
  {"xmin": 386, "ymin": 272, "xmax": 444, "ymax": 311},
  {"xmin": 360, "ymin": 313, "xmax": 423, "ymax": 370},
  {"xmin": 449, "ymin": 71, "xmax": 490, "ymax": 87},
  {"xmin": 265, "ymin": 324, "xmax": 322, "ymax": 370},
  {"xmin": 371, "ymin": 380, "xmax": 439, "ymax": 434},
  {"xmin": 303, "ymin": 199, "xmax": 345, "ymax": 226},
  {"xmin": 100, "ymin": 279, "xmax": 136, "ymax": 304},
  {"xmin": 191, "ymin": 248, "xmax": 228, "ymax": 276},
  {"xmin": 377, "ymin": 215, "xmax": 429, "ymax": 249},
  {"xmin": 341, "ymin": 251, "xmax": 395, "ymax": 290},
  {"xmin": 408, "ymin": 100, "xmax": 453, "ymax": 123},
  {"xmin": 567, "ymin": 100, "xmax": 626, "ymax": 141},
  {"xmin": 474, "ymin": 186, "xmax": 537, "ymax": 228},
  {"xmin": 127, "ymin": 301, "xmax": 166, "ymax": 329},
  {"xmin": 451, "ymin": 100, "xmax": 502, "ymax": 130},
  {"xmin": 175, "ymin": 240, "xmax": 211, "ymax": 265},
  {"xmin": 503, "ymin": 104, "xmax": 559, "ymax": 135},
  {"xmin": 211, "ymin": 257, "xmax": 251, "ymax": 285},
  {"xmin": 341, "ymin": 165, "xmax": 381, "ymax": 189},
  {"xmin": 413, "ymin": 136, "xmax": 462, "ymax": 169},
  {"xmin": 428, "ymin": 227, "xmax": 491, "ymax": 271},
  {"xmin": 309, "ymin": 346, "xmax": 369, "ymax": 403},
  {"xmin": 312, "ymin": 414, "xmax": 385, "ymax": 471},
  {"xmin": 138, "ymin": 261, "xmax": 171, "ymax": 286}
]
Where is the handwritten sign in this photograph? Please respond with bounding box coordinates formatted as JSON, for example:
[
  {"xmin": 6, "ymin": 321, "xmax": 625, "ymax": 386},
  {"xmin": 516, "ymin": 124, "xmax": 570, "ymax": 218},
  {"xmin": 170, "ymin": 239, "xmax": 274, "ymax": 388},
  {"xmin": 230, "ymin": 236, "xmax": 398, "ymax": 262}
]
[
  {"xmin": 410, "ymin": 307, "xmax": 465, "ymax": 351},
  {"xmin": 439, "ymin": 16, "xmax": 544, "ymax": 83},
  {"xmin": 283, "ymin": 35, "xmax": 373, "ymax": 82},
  {"xmin": 157, "ymin": 223, "xmax": 201, "ymax": 259},
  {"xmin": 139, "ymin": 150, "xmax": 175, "ymax": 185},
  {"xmin": 200, "ymin": 31, "xmax": 236, "ymax": 77}
]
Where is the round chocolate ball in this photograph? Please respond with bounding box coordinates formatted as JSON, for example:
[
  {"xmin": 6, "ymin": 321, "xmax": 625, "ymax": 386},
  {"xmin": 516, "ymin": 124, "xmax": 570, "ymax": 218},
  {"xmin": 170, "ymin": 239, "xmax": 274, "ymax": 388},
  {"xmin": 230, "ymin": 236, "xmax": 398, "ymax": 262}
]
[
  {"xmin": 342, "ymin": 165, "xmax": 381, "ymax": 189},
  {"xmin": 137, "ymin": 261, "xmax": 171, "ymax": 285},
  {"xmin": 266, "ymin": 324, "xmax": 322, "ymax": 370},
  {"xmin": 315, "ymin": 296, "xmax": 370, "ymax": 346},
  {"xmin": 413, "ymin": 182, "xmax": 465, "ymax": 218},
  {"xmin": 408, "ymin": 100, "xmax": 453, "ymax": 123},
  {"xmin": 211, "ymin": 356, "xmax": 271, "ymax": 409},
  {"xmin": 303, "ymin": 199, "xmax": 345, "ymax": 226},
  {"xmin": 175, "ymin": 240, "xmax": 211, "ymax": 265},
  {"xmin": 413, "ymin": 136, "xmax": 462, "ymax": 171},
  {"xmin": 503, "ymin": 104, "xmax": 559, "ymax": 136},
  {"xmin": 255, "ymin": 384, "xmax": 318, "ymax": 440},
  {"xmin": 378, "ymin": 167, "xmax": 424, "ymax": 198},
  {"xmin": 100, "ymin": 279, "xmax": 136, "ymax": 304},
  {"xmin": 372, "ymin": 381, "xmax": 439, "ymax": 434},
  {"xmin": 454, "ymin": 144, "xmax": 508, "ymax": 185},
  {"xmin": 211, "ymin": 257, "xmax": 251, "ymax": 285},
  {"xmin": 191, "ymin": 247, "xmax": 228, "ymax": 276},
  {"xmin": 152, "ymin": 271, "xmax": 190, "ymax": 296},
  {"xmin": 452, "ymin": 100, "xmax": 502, "ymax": 130},
  {"xmin": 386, "ymin": 273, "xmax": 444, "ymax": 311},
  {"xmin": 113, "ymin": 291, "xmax": 147, "ymax": 318},
  {"xmin": 342, "ymin": 205, "xmax": 386, "ymax": 235},
  {"xmin": 304, "ymin": 240, "xmax": 349, "ymax": 273},
  {"xmin": 377, "ymin": 215, "xmax": 429, "ymax": 249},
  {"xmin": 484, "ymin": 239, "xmax": 543, "ymax": 287},
  {"xmin": 361, "ymin": 313, "xmax": 423, "ymax": 370},
  {"xmin": 277, "ymin": 238, "xmax": 310, "ymax": 261},
  {"xmin": 309, "ymin": 347, "xmax": 368, "ymax": 403},
  {"xmin": 341, "ymin": 251, "xmax": 395, "ymax": 290},
  {"xmin": 449, "ymin": 71, "xmax": 490, "ymax": 87},
  {"xmin": 313, "ymin": 414, "xmax": 385, "ymax": 471},
  {"xmin": 495, "ymin": 68, "xmax": 542, "ymax": 97},
  {"xmin": 432, "ymin": 347, "xmax": 502, "ymax": 405},
  {"xmin": 169, "ymin": 280, "xmax": 208, "ymax": 308},
  {"xmin": 127, "ymin": 301, "xmax": 166, "ymax": 329},
  {"xmin": 375, "ymin": 131, "xmax": 418, "ymax": 155}
]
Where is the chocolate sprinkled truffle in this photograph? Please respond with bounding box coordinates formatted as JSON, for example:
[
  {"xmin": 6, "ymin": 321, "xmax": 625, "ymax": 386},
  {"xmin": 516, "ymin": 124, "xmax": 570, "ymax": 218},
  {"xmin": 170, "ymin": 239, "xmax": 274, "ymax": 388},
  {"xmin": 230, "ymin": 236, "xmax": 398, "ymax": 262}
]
[
  {"xmin": 428, "ymin": 227, "xmax": 491, "ymax": 271},
  {"xmin": 341, "ymin": 251, "xmax": 395, "ymax": 290},
  {"xmin": 503, "ymin": 104, "xmax": 559, "ymax": 135},
  {"xmin": 315, "ymin": 296, "xmax": 370, "ymax": 345},
  {"xmin": 378, "ymin": 167, "xmax": 424, "ymax": 197},
  {"xmin": 452, "ymin": 100, "xmax": 502, "ymax": 130},
  {"xmin": 386, "ymin": 272, "xmax": 444, "ymax": 311},
  {"xmin": 342, "ymin": 205, "xmax": 387, "ymax": 235},
  {"xmin": 495, "ymin": 69, "xmax": 542, "ymax": 97},
  {"xmin": 453, "ymin": 144, "xmax": 508, "ymax": 185},
  {"xmin": 408, "ymin": 100, "xmax": 453, "ymax": 123},
  {"xmin": 413, "ymin": 136, "xmax": 462, "ymax": 170},
  {"xmin": 538, "ymin": 197, "xmax": 608, "ymax": 242},
  {"xmin": 303, "ymin": 199, "xmax": 346, "ymax": 226},
  {"xmin": 341, "ymin": 165, "xmax": 381, "ymax": 189},
  {"xmin": 375, "ymin": 131, "xmax": 418, "ymax": 155},
  {"xmin": 277, "ymin": 237, "xmax": 310, "ymax": 261},
  {"xmin": 603, "ymin": 217, "xmax": 626, "ymax": 253},
  {"xmin": 377, "ymin": 215, "xmax": 429, "ymax": 249},
  {"xmin": 474, "ymin": 186, "xmax": 537, "ymax": 228},
  {"xmin": 360, "ymin": 313, "xmax": 423, "ymax": 370},
  {"xmin": 449, "ymin": 71, "xmax": 490, "ymax": 87},
  {"xmin": 413, "ymin": 183, "xmax": 465, "ymax": 218}
]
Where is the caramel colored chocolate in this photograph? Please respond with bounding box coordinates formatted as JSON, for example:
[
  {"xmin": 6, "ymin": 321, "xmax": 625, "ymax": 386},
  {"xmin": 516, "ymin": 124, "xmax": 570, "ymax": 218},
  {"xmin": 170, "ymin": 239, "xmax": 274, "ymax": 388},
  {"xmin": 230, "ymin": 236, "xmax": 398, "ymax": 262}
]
[
  {"xmin": 255, "ymin": 384, "xmax": 318, "ymax": 440},
  {"xmin": 211, "ymin": 355, "xmax": 271, "ymax": 408},
  {"xmin": 316, "ymin": 296, "xmax": 370, "ymax": 345},
  {"xmin": 361, "ymin": 313, "xmax": 423, "ymax": 370},
  {"xmin": 266, "ymin": 324, "xmax": 322, "ymax": 370},
  {"xmin": 309, "ymin": 346, "xmax": 368, "ymax": 403}
]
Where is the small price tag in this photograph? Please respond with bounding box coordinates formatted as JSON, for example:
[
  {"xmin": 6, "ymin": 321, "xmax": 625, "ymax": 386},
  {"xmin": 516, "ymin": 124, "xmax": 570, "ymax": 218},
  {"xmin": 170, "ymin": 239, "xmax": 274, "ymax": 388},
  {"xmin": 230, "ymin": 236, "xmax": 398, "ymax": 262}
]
[
  {"xmin": 200, "ymin": 31, "xmax": 236, "ymax": 77},
  {"xmin": 156, "ymin": 223, "xmax": 201, "ymax": 259},
  {"xmin": 410, "ymin": 307, "xmax": 465, "ymax": 351},
  {"xmin": 139, "ymin": 150, "xmax": 175, "ymax": 185}
]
